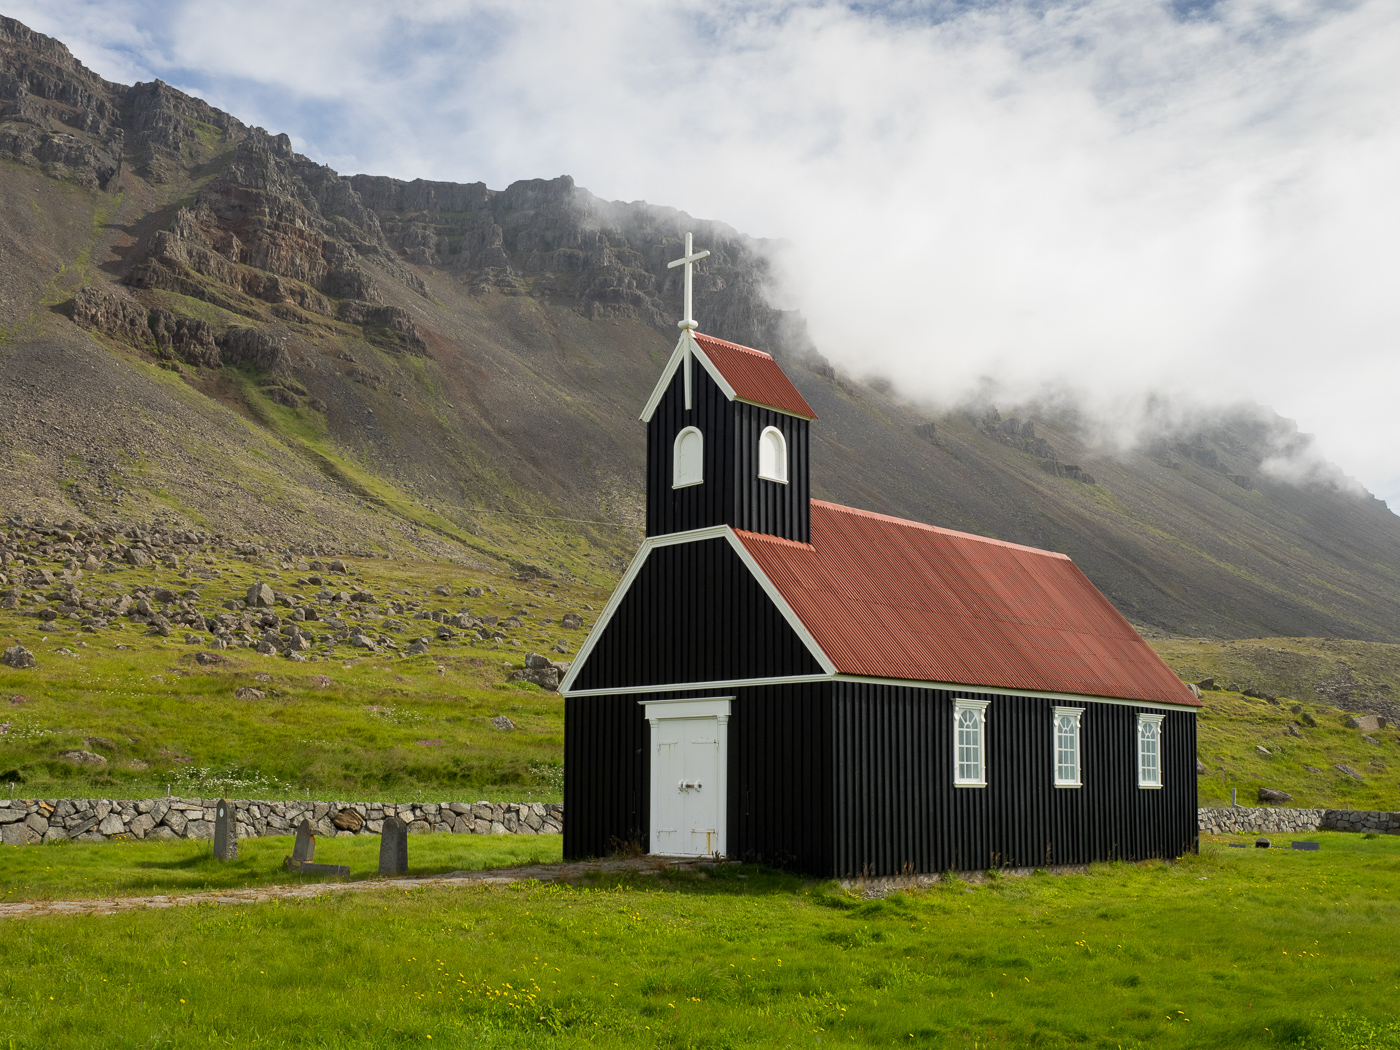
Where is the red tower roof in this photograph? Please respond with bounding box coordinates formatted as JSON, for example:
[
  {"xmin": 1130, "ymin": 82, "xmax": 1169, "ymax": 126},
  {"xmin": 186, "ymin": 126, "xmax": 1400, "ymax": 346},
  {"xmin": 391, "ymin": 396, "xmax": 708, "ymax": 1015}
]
[
  {"xmin": 692, "ymin": 333, "xmax": 817, "ymax": 419},
  {"xmin": 736, "ymin": 500, "xmax": 1200, "ymax": 707}
]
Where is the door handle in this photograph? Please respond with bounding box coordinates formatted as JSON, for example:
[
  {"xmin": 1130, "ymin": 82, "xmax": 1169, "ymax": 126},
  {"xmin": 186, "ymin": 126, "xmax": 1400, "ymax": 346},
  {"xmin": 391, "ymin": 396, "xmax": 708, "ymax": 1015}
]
[{"xmin": 677, "ymin": 781, "xmax": 704, "ymax": 791}]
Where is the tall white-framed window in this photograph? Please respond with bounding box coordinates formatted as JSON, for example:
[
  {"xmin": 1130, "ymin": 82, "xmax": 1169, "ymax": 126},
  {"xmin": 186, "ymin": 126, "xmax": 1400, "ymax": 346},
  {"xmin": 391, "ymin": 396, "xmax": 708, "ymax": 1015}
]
[
  {"xmin": 1053, "ymin": 706, "xmax": 1084, "ymax": 788},
  {"xmin": 953, "ymin": 697, "xmax": 989, "ymax": 787},
  {"xmin": 1137, "ymin": 713, "xmax": 1165, "ymax": 789},
  {"xmin": 757, "ymin": 425, "xmax": 789, "ymax": 483},
  {"xmin": 673, "ymin": 426, "xmax": 703, "ymax": 488}
]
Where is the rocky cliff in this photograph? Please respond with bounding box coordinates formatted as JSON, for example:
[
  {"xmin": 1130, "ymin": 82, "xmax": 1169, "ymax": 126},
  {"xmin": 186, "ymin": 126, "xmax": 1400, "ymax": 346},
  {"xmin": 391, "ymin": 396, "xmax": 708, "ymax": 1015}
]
[{"xmin": 4, "ymin": 15, "xmax": 1400, "ymax": 641}]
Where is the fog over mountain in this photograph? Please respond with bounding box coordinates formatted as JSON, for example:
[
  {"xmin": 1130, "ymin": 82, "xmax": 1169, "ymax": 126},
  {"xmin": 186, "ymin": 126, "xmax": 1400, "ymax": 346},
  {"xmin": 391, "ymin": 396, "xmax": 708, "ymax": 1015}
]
[{"xmin": 10, "ymin": 0, "xmax": 1398, "ymax": 506}]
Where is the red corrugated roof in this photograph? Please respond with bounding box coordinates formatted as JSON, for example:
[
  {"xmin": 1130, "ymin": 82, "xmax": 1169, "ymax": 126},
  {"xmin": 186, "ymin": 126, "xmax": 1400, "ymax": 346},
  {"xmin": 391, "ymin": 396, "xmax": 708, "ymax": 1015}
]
[
  {"xmin": 694, "ymin": 333, "xmax": 817, "ymax": 419},
  {"xmin": 736, "ymin": 501, "xmax": 1200, "ymax": 707}
]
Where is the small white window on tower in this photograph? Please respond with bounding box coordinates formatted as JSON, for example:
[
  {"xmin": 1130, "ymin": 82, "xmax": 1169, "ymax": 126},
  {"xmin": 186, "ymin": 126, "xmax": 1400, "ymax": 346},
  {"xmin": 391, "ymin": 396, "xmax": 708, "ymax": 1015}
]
[
  {"xmin": 673, "ymin": 427, "xmax": 703, "ymax": 488},
  {"xmin": 1137, "ymin": 713, "xmax": 1165, "ymax": 789},
  {"xmin": 953, "ymin": 698, "xmax": 989, "ymax": 787},
  {"xmin": 1053, "ymin": 706, "xmax": 1084, "ymax": 787},
  {"xmin": 757, "ymin": 426, "xmax": 788, "ymax": 484}
]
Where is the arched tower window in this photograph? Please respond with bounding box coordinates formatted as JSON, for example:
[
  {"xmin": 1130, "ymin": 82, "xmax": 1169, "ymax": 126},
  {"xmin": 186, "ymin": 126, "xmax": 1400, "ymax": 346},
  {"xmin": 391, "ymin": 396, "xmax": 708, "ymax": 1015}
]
[
  {"xmin": 757, "ymin": 426, "xmax": 788, "ymax": 483},
  {"xmin": 673, "ymin": 427, "xmax": 703, "ymax": 488}
]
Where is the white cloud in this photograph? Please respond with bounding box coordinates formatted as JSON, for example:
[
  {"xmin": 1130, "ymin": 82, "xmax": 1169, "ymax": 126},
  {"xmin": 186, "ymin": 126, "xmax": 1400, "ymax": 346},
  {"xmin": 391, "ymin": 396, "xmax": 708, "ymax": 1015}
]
[{"xmin": 10, "ymin": 0, "xmax": 1400, "ymax": 502}]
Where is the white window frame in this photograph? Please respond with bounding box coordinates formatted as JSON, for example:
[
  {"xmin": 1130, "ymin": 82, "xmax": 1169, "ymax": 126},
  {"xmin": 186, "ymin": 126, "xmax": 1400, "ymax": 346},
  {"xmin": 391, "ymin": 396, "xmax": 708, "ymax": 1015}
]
[
  {"xmin": 1052, "ymin": 706, "xmax": 1084, "ymax": 788},
  {"xmin": 673, "ymin": 426, "xmax": 703, "ymax": 488},
  {"xmin": 1137, "ymin": 713, "xmax": 1165, "ymax": 789},
  {"xmin": 757, "ymin": 425, "xmax": 789, "ymax": 484},
  {"xmin": 953, "ymin": 697, "xmax": 989, "ymax": 788}
]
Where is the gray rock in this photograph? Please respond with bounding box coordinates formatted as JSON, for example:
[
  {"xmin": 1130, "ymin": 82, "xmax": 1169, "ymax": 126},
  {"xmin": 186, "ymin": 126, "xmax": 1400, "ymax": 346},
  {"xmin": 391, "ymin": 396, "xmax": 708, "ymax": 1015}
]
[
  {"xmin": 1345, "ymin": 714, "xmax": 1382, "ymax": 732},
  {"xmin": 1334, "ymin": 763, "xmax": 1365, "ymax": 781},
  {"xmin": 1258, "ymin": 787, "xmax": 1293, "ymax": 803},
  {"xmin": 1255, "ymin": 745, "xmax": 1272, "ymax": 756},
  {"xmin": 97, "ymin": 813, "xmax": 126, "ymax": 836},
  {"xmin": 407, "ymin": 820, "xmax": 431, "ymax": 835},
  {"xmin": 187, "ymin": 819, "xmax": 213, "ymax": 840},
  {"xmin": 1284, "ymin": 723, "xmax": 1301, "ymax": 737},
  {"xmin": 247, "ymin": 582, "xmax": 275, "ymax": 607},
  {"xmin": 2, "ymin": 645, "xmax": 36, "ymax": 668},
  {"xmin": 2, "ymin": 822, "xmax": 41, "ymax": 845},
  {"xmin": 162, "ymin": 809, "xmax": 189, "ymax": 836},
  {"xmin": 492, "ymin": 715, "xmax": 516, "ymax": 731},
  {"xmin": 128, "ymin": 813, "xmax": 156, "ymax": 838},
  {"xmin": 57, "ymin": 749, "xmax": 107, "ymax": 766}
]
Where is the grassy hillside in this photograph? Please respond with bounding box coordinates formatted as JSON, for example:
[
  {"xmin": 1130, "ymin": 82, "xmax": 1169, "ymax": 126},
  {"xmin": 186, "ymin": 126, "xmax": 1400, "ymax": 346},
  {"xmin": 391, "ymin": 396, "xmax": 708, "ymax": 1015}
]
[{"xmin": 0, "ymin": 540, "xmax": 611, "ymax": 801}]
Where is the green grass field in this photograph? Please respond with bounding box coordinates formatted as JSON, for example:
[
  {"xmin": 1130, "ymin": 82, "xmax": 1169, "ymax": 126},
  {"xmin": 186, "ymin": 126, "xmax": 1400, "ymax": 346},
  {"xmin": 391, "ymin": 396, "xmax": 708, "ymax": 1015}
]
[
  {"xmin": 0, "ymin": 833, "xmax": 562, "ymax": 902},
  {"xmin": 0, "ymin": 832, "xmax": 1397, "ymax": 1048}
]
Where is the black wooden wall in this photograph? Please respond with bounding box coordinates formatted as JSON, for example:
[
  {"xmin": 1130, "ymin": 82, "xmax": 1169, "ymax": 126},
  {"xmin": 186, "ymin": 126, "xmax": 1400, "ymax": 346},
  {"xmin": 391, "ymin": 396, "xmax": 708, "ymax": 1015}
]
[
  {"xmin": 566, "ymin": 681, "xmax": 1198, "ymax": 874},
  {"xmin": 564, "ymin": 683, "xmax": 833, "ymax": 872},
  {"xmin": 829, "ymin": 682, "xmax": 1198, "ymax": 876},
  {"xmin": 572, "ymin": 537, "xmax": 823, "ymax": 691},
  {"xmin": 732, "ymin": 402, "xmax": 810, "ymax": 542},
  {"xmin": 646, "ymin": 359, "xmax": 810, "ymax": 541}
]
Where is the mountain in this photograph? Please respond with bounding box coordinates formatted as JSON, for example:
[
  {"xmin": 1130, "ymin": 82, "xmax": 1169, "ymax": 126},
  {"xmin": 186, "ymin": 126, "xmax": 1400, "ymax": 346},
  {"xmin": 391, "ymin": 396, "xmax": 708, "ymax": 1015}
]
[{"xmin": 4, "ymin": 15, "xmax": 1400, "ymax": 642}]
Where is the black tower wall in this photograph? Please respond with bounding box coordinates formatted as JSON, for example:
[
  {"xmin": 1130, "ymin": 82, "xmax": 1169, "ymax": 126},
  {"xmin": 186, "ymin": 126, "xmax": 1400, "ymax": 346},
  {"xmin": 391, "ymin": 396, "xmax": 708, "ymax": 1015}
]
[{"xmin": 646, "ymin": 361, "xmax": 810, "ymax": 541}]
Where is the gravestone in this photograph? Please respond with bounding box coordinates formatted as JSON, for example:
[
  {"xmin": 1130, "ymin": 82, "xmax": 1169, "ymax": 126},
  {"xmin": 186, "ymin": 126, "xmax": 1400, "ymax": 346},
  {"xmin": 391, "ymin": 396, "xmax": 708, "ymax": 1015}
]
[
  {"xmin": 213, "ymin": 799, "xmax": 238, "ymax": 861},
  {"xmin": 379, "ymin": 815, "xmax": 408, "ymax": 876},
  {"xmin": 283, "ymin": 818, "xmax": 350, "ymax": 877},
  {"xmin": 292, "ymin": 818, "xmax": 315, "ymax": 862}
]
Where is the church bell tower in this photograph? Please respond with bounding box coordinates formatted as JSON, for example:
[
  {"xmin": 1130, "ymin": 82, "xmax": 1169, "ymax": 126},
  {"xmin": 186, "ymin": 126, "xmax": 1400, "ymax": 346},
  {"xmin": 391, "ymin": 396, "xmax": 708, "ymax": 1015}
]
[{"xmin": 638, "ymin": 234, "xmax": 817, "ymax": 542}]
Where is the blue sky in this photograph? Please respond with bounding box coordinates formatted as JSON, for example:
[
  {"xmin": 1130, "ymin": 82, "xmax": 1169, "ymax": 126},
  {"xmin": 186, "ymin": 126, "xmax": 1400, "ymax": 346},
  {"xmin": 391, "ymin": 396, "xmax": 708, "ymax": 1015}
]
[{"xmin": 10, "ymin": 0, "xmax": 1400, "ymax": 503}]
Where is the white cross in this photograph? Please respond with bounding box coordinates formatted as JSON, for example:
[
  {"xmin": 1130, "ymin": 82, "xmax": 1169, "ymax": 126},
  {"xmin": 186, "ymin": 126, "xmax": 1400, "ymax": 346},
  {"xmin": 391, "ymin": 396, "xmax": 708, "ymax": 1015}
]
[
  {"xmin": 668, "ymin": 232, "xmax": 710, "ymax": 332},
  {"xmin": 668, "ymin": 232, "xmax": 710, "ymax": 409}
]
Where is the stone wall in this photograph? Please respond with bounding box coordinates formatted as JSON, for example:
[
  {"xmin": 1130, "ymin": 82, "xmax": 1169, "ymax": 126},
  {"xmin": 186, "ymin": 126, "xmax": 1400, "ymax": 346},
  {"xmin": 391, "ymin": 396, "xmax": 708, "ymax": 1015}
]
[
  {"xmin": 1198, "ymin": 807, "xmax": 1400, "ymax": 836},
  {"xmin": 0, "ymin": 797, "xmax": 563, "ymax": 846}
]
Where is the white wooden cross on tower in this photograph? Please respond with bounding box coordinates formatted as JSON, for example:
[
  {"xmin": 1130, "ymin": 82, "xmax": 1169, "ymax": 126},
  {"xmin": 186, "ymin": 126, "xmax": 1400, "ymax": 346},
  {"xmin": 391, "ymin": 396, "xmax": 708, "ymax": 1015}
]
[{"xmin": 668, "ymin": 232, "xmax": 709, "ymax": 408}]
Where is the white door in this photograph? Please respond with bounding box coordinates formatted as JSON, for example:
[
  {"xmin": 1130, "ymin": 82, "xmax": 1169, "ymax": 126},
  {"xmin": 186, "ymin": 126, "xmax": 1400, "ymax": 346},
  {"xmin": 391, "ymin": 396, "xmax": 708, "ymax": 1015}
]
[{"xmin": 643, "ymin": 698, "xmax": 730, "ymax": 857}]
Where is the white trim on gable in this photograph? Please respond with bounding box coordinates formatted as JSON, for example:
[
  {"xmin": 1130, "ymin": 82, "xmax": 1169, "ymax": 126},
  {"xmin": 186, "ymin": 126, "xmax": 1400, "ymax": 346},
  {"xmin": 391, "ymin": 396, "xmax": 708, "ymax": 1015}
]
[
  {"xmin": 639, "ymin": 331, "xmax": 739, "ymax": 423},
  {"xmin": 557, "ymin": 526, "xmax": 836, "ymax": 693}
]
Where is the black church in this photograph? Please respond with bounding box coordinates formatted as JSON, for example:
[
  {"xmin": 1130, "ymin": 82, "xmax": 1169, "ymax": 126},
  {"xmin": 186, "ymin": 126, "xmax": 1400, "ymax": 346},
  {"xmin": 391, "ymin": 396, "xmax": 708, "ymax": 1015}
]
[{"xmin": 561, "ymin": 246, "xmax": 1200, "ymax": 877}]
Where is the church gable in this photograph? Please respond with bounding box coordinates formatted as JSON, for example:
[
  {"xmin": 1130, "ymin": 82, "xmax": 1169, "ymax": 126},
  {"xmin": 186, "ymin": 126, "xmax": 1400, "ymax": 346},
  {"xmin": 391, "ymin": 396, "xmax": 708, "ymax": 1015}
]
[{"xmin": 567, "ymin": 535, "xmax": 827, "ymax": 692}]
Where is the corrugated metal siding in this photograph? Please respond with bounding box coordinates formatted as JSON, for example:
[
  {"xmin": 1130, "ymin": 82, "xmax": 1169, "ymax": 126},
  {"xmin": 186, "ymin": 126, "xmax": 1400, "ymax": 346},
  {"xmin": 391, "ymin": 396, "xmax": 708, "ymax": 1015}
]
[
  {"xmin": 646, "ymin": 359, "xmax": 734, "ymax": 537},
  {"xmin": 694, "ymin": 333, "xmax": 816, "ymax": 419},
  {"xmin": 573, "ymin": 537, "xmax": 824, "ymax": 691},
  {"xmin": 564, "ymin": 693, "xmax": 648, "ymax": 860},
  {"xmin": 830, "ymin": 682, "xmax": 1198, "ymax": 876},
  {"xmin": 738, "ymin": 500, "xmax": 1201, "ymax": 707},
  {"xmin": 732, "ymin": 403, "xmax": 810, "ymax": 542},
  {"xmin": 564, "ymin": 684, "xmax": 833, "ymax": 870}
]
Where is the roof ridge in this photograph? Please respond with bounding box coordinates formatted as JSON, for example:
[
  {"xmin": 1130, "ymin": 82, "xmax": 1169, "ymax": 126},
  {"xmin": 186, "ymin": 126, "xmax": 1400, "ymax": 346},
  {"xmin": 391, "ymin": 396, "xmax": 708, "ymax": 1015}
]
[
  {"xmin": 810, "ymin": 499, "xmax": 1073, "ymax": 560},
  {"xmin": 694, "ymin": 331, "xmax": 774, "ymax": 360}
]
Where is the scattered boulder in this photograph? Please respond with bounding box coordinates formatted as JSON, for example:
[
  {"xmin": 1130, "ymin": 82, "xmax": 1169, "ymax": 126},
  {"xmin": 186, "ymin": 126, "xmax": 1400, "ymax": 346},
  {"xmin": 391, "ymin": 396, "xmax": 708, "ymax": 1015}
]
[
  {"xmin": 1345, "ymin": 714, "xmax": 1383, "ymax": 732},
  {"xmin": 1255, "ymin": 745, "xmax": 1271, "ymax": 756},
  {"xmin": 1196, "ymin": 758, "xmax": 1206, "ymax": 775},
  {"xmin": 195, "ymin": 652, "xmax": 229, "ymax": 665},
  {"xmin": 57, "ymin": 749, "xmax": 107, "ymax": 766},
  {"xmin": 1258, "ymin": 787, "xmax": 1293, "ymax": 803},
  {"xmin": 235, "ymin": 687, "xmax": 266, "ymax": 700},
  {"xmin": 1334, "ymin": 763, "xmax": 1365, "ymax": 781},
  {"xmin": 491, "ymin": 715, "xmax": 516, "ymax": 731},
  {"xmin": 1301, "ymin": 712, "xmax": 1318, "ymax": 727},
  {"xmin": 1284, "ymin": 723, "xmax": 1301, "ymax": 737},
  {"xmin": 246, "ymin": 582, "xmax": 275, "ymax": 607},
  {"xmin": 405, "ymin": 639, "xmax": 430, "ymax": 656},
  {"xmin": 1185, "ymin": 682, "xmax": 1202, "ymax": 699},
  {"xmin": 2, "ymin": 646, "xmax": 36, "ymax": 669},
  {"xmin": 1302, "ymin": 764, "xmax": 1322, "ymax": 774},
  {"xmin": 433, "ymin": 584, "xmax": 451, "ymax": 596},
  {"xmin": 125, "ymin": 549, "xmax": 151, "ymax": 567},
  {"xmin": 1195, "ymin": 678, "xmax": 1216, "ymax": 691},
  {"xmin": 561, "ymin": 613, "xmax": 583, "ymax": 630},
  {"xmin": 1362, "ymin": 734, "xmax": 1380, "ymax": 745},
  {"xmin": 550, "ymin": 642, "xmax": 570, "ymax": 654}
]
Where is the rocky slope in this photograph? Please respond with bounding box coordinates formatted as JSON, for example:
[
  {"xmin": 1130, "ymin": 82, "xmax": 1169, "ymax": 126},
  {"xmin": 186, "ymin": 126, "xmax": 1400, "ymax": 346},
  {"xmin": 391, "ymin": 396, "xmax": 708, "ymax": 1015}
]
[{"xmin": 4, "ymin": 15, "xmax": 1400, "ymax": 641}]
